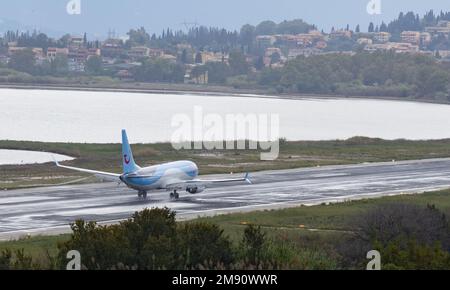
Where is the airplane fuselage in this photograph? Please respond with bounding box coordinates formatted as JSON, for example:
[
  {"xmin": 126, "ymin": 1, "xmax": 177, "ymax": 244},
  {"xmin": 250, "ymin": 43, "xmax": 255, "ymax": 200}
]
[
  {"xmin": 120, "ymin": 160, "xmax": 198, "ymax": 191},
  {"xmin": 55, "ymin": 130, "xmax": 249, "ymax": 199}
]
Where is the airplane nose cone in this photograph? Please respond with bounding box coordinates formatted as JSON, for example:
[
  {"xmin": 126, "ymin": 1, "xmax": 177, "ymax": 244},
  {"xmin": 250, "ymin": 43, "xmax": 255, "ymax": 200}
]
[{"xmin": 191, "ymin": 161, "xmax": 199, "ymax": 176}]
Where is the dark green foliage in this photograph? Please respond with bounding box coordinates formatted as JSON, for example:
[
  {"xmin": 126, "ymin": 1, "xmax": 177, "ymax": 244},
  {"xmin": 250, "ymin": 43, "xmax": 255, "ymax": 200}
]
[
  {"xmin": 0, "ymin": 248, "xmax": 41, "ymax": 270},
  {"xmin": 0, "ymin": 249, "xmax": 12, "ymax": 270},
  {"xmin": 376, "ymin": 239, "xmax": 450, "ymax": 270},
  {"xmin": 229, "ymin": 50, "xmax": 249, "ymax": 75},
  {"xmin": 338, "ymin": 203, "xmax": 450, "ymax": 269},
  {"xmin": 56, "ymin": 208, "xmax": 234, "ymax": 270},
  {"xmin": 387, "ymin": 12, "xmax": 422, "ymax": 35},
  {"xmin": 358, "ymin": 203, "xmax": 450, "ymax": 249},
  {"xmin": 275, "ymin": 19, "xmax": 313, "ymax": 35},
  {"xmin": 132, "ymin": 58, "xmax": 185, "ymax": 83},
  {"xmin": 57, "ymin": 208, "xmax": 177, "ymax": 270},
  {"xmin": 85, "ymin": 55, "xmax": 103, "ymax": 75},
  {"xmin": 255, "ymin": 21, "xmax": 277, "ymax": 35},
  {"xmin": 126, "ymin": 27, "xmax": 151, "ymax": 47},
  {"xmin": 8, "ymin": 49, "xmax": 36, "ymax": 75},
  {"xmin": 242, "ymin": 225, "xmax": 267, "ymax": 264},
  {"xmin": 177, "ymin": 223, "xmax": 234, "ymax": 269},
  {"xmin": 194, "ymin": 52, "xmax": 202, "ymax": 64},
  {"xmin": 202, "ymin": 62, "xmax": 231, "ymax": 84},
  {"xmin": 261, "ymin": 51, "xmax": 450, "ymax": 98}
]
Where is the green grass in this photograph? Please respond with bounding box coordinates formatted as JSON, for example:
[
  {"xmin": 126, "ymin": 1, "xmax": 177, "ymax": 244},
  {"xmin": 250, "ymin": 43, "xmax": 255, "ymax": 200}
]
[
  {"xmin": 0, "ymin": 235, "xmax": 69, "ymax": 259},
  {"xmin": 2, "ymin": 189, "xmax": 449, "ymax": 258},
  {"xmin": 3, "ymin": 137, "xmax": 450, "ymax": 189},
  {"xmin": 194, "ymin": 189, "xmax": 450, "ymax": 241}
]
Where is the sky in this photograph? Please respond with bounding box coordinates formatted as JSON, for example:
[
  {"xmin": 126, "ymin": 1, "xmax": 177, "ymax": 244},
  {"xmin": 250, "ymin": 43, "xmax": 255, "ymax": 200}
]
[{"xmin": 0, "ymin": 0, "xmax": 449, "ymax": 39}]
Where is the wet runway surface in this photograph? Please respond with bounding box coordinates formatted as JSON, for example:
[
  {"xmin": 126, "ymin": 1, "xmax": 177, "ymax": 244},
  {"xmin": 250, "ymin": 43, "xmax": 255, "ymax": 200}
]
[{"xmin": 2, "ymin": 158, "xmax": 450, "ymax": 239}]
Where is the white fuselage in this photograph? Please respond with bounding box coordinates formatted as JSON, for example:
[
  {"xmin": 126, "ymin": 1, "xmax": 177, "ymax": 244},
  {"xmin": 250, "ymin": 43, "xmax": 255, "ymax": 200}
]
[{"xmin": 120, "ymin": 160, "xmax": 198, "ymax": 191}]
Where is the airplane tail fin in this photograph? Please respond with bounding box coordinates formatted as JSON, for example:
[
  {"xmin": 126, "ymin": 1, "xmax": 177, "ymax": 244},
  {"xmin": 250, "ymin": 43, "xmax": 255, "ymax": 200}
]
[{"xmin": 122, "ymin": 129, "xmax": 140, "ymax": 174}]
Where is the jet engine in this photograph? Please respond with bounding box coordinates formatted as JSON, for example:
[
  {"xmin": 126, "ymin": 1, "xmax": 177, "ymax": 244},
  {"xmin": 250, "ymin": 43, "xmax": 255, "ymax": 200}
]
[{"xmin": 186, "ymin": 185, "xmax": 205, "ymax": 194}]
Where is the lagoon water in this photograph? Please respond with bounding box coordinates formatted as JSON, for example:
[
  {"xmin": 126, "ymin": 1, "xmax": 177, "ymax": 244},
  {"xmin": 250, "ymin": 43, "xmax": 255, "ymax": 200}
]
[
  {"xmin": 1, "ymin": 88, "xmax": 450, "ymax": 143},
  {"xmin": 0, "ymin": 149, "xmax": 73, "ymax": 165}
]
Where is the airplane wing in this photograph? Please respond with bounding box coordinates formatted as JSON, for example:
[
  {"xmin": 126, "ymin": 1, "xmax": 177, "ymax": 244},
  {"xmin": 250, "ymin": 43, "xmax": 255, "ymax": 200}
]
[
  {"xmin": 53, "ymin": 159, "xmax": 121, "ymax": 182},
  {"xmin": 165, "ymin": 173, "xmax": 251, "ymax": 191}
]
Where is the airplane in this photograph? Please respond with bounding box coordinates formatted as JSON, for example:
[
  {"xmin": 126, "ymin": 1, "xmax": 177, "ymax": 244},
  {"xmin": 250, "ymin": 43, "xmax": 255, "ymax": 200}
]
[{"xmin": 54, "ymin": 129, "xmax": 251, "ymax": 199}]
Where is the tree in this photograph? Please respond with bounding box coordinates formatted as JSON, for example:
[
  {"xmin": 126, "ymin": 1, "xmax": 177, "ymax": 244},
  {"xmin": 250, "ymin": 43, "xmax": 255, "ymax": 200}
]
[
  {"xmin": 417, "ymin": 68, "xmax": 449, "ymax": 97},
  {"xmin": 180, "ymin": 49, "xmax": 188, "ymax": 64},
  {"xmin": 239, "ymin": 24, "xmax": 256, "ymax": 52},
  {"xmin": 355, "ymin": 25, "xmax": 360, "ymax": 33},
  {"xmin": 121, "ymin": 207, "xmax": 177, "ymax": 267},
  {"xmin": 435, "ymin": 50, "xmax": 442, "ymax": 59},
  {"xmin": 132, "ymin": 58, "xmax": 185, "ymax": 83},
  {"xmin": 57, "ymin": 208, "xmax": 178, "ymax": 270},
  {"xmin": 358, "ymin": 203, "xmax": 450, "ymax": 249},
  {"xmin": 254, "ymin": 56, "xmax": 265, "ymax": 70},
  {"xmin": 35, "ymin": 33, "xmax": 49, "ymax": 50},
  {"xmin": 368, "ymin": 22, "xmax": 375, "ymax": 33},
  {"xmin": 85, "ymin": 55, "xmax": 103, "ymax": 75},
  {"xmin": 195, "ymin": 52, "xmax": 203, "ymax": 64},
  {"xmin": 127, "ymin": 27, "xmax": 150, "ymax": 47},
  {"xmin": 8, "ymin": 49, "xmax": 36, "ymax": 74},
  {"xmin": 376, "ymin": 239, "xmax": 450, "ymax": 270},
  {"xmin": 242, "ymin": 225, "xmax": 267, "ymax": 264},
  {"xmin": 58, "ymin": 34, "xmax": 71, "ymax": 48},
  {"xmin": 354, "ymin": 203, "xmax": 450, "ymax": 270},
  {"xmin": 387, "ymin": 11, "xmax": 422, "ymax": 34},
  {"xmin": 276, "ymin": 19, "xmax": 313, "ymax": 34},
  {"xmin": 270, "ymin": 52, "xmax": 281, "ymax": 65},
  {"xmin": 50, "ymin": 55, "xmax": 69, "ymax": 75},
  {"xmin": 203, "ymin": 62, "xmax": 231, "ymax": 84},
  {"xmin": 177, "ymin": 222, "xmax": 234, "ymax": 269},
  {"xmin": 256, "ymin": 21, "xmax": 277, "ymax": 35},
  {"xmin": 228, "ymin": 50, "xmax": 249, "ymax": 75}
]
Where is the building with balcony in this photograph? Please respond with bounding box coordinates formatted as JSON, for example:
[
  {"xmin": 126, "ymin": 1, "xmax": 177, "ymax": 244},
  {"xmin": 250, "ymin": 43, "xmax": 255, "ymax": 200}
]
[
  {"xmin": 401, "ymin": 31, "xmax": 421, "ymax": 45},
  {"xmin": 373, "ymin": 32, "xmax": 391, "ymax": 43},
  {"xmin": 47, "ymin": 47, "xmax": 69, "ymax": 59}
]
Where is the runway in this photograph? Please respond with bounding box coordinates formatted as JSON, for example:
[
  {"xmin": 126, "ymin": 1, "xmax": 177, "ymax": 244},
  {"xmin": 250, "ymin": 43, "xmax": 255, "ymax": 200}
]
[{"xmin": 2, "ymin": 158, "xmax": 450, "ymax": 240}]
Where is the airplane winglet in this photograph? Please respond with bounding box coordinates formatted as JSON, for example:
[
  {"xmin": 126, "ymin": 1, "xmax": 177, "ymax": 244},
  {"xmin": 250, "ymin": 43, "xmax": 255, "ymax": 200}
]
[
  {"xmin": 51, "ymin": 155, "xmax": 60, "ymax": 166},
  {"xmin": 244, "ymin": 172, "xmax": 252, "ymax": 184}
]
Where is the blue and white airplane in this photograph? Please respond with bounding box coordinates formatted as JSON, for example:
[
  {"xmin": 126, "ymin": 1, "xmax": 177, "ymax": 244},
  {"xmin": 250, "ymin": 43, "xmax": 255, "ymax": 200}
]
[{"xmin": 54, "ymin": 129, "xmax": 251, "ymax": 199}]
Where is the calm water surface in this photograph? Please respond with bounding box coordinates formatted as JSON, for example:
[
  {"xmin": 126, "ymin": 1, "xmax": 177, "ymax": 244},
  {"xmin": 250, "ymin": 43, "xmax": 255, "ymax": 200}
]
[{"xmin": 1, "ymin": 88, "xmax": 450, "ymax": 143}]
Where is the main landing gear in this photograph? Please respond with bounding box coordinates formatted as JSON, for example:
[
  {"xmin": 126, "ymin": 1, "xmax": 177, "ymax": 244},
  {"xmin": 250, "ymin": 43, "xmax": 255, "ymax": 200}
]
[
  {"xmin": 170, "ymin": 190, "xmax": 179, "ymax": 200},
  {"xmin": 138, "ymin": 190, "xmax": 148, "ymax": 199}
]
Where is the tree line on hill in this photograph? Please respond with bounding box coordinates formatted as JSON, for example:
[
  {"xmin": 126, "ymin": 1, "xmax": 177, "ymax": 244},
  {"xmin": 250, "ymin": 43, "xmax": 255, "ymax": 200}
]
[
  {"xmin": 367, "ymin": 10, "xmax": 450, "ymax": 34},
  {"xmin": 257, "ymin": 51, "xmax": 450, "ymax": 100},
  {"xmin": 2, "ymin": 48, "xmax": 450, "ymax": 101}
]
